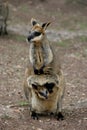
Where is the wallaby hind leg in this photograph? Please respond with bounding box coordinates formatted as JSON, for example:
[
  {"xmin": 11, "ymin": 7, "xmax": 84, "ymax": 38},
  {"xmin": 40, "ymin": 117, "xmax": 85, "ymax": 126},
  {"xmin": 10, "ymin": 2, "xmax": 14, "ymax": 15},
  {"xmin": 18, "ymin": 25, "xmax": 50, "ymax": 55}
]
[
  {"xmin": 24, "ymin": 82, "xmax": 29, "ymax": 100},
  {"xmin": 31, "ymin": 111, "xmax": 39, "ymax": 120},
  {"xmin": 57, "ymin": 97, "xmax": 64, "ymax": 120}
]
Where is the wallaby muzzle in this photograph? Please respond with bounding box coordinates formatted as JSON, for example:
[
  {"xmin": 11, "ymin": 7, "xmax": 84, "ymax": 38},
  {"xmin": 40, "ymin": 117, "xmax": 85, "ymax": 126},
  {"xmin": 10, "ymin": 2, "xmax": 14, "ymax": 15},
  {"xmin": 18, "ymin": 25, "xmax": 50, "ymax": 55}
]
[
  {"xmin": 27, "ymin": 33, "xmax": 34, "ymax": 42},
  {"xmin": 39, "ymin": 90, "xmax": 48, "ymax": 99},
  {"xmin": 27, "ymin": 31, "xmax": 41, "ymax": 42}
]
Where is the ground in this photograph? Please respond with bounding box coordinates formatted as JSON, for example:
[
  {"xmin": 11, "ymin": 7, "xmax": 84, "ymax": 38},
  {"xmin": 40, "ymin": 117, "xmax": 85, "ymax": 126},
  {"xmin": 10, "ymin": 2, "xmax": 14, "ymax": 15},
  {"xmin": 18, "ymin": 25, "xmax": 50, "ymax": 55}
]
[{"xmin": 0, "ymin": 0, "xmax": 87, "ymax": 130}]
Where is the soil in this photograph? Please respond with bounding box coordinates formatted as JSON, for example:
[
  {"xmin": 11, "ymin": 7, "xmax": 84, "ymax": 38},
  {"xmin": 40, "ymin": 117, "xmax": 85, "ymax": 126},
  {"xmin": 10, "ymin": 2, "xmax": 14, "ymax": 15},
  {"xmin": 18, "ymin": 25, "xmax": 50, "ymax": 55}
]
[{"xmin": 0, "ymin": 0, "xmax": 87, "ymax": 130}]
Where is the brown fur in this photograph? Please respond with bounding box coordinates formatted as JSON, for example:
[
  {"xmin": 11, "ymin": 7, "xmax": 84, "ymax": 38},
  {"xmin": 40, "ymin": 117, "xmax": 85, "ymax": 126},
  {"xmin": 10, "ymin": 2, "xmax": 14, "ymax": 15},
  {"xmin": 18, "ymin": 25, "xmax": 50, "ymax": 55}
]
[{"xmin": 23, "ymin": 19, "xmax": 65, "ymax": 119}]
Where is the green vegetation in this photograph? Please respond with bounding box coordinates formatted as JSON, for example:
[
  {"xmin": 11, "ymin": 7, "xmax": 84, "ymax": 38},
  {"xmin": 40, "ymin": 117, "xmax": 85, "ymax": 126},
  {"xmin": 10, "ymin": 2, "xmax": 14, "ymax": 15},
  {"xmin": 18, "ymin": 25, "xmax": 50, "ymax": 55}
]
[
  {"xmin": 56, "ymin": 35, "xmax": 87, "ymax": 48},
  {"xmin": 66, "ymin": 0, "xmax": 87, "ymax": 5},
  {"xmin": 77, "ymin": 23, "xmax": 87, "ymax": 30},
  {"xmin": 18, "ymin": 101, "xmax": 29, "ymax": 106},
  {"xmin": 57, "ymin": 41, "xmax": 68, "ymax": 47},
  {"xmin": 13, "ymin": 34, "xmax": 26, "ymax": 42},
  {"xmin": 19, "ymin": 4, "xmax": 29, "ymax": 13},
  {"xmin": 56, "ymin": 39, "xmax": 73, "ymax": 47},
  {"xmin": 78, "ymin": 36, "xmax": 87, "ymax": 42},
  {"xmin": 8, "ymin": 33, "xmax": 26, "ymax": 42}
]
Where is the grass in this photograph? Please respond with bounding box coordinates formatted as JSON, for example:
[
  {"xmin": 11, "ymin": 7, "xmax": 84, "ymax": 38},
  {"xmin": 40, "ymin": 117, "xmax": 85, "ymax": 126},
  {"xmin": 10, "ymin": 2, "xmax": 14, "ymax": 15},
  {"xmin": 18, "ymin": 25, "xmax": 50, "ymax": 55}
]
[
  {"xmin": 57, "ymin": 41, "xmax": 68, "ymax": 47},
  {"xmin": 56, "ymin": 39, "xmax": 73, "ymax": 47},
  {"xmin": 78, "ymin": 36, "xmax": 87, "ymax": 42},
  {"xmin": 19, "ymin": 4, "xmax": 29, "ymax": 13},
  {"xmin": 13, "ymin": 34, "xmax": 26, "ymax": 42},
  {"xmin": 77, "ymin": 22, "xmax": 87, "ymax": 30},
  {"xmin": 7, "ymin": 33, "xmax": 26, "ymax": 42},
  {"xmin": 55, "ymin": 35, "xmax": 87, "ymax": 48},
  {"xmin": 18, "ymin": 101, "xmax": 29, "ymax": 106}
]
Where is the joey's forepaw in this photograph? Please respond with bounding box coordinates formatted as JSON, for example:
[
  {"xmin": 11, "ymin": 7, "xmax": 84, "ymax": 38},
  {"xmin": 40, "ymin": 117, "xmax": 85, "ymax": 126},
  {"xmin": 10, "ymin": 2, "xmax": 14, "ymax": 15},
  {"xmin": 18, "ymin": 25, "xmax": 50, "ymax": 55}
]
[
  {"xmin": 57, "ymin": 112, "xmax": 64, "ymax": 120},
  {"xmin": 31, "ymin": 112, "xmax": 39, "ymax": 120}
]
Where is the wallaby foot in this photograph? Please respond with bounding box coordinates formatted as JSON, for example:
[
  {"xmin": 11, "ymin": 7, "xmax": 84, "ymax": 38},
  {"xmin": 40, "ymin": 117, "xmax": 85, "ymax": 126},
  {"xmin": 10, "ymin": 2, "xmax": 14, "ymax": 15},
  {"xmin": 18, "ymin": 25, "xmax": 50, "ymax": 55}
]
[
  {"xmin": 31, "ymin": 111, "xmax": 39, "ymax": 120},
  {"xmin": 57, "ymin": 112, "xmax": 64, "ymax": 120}
]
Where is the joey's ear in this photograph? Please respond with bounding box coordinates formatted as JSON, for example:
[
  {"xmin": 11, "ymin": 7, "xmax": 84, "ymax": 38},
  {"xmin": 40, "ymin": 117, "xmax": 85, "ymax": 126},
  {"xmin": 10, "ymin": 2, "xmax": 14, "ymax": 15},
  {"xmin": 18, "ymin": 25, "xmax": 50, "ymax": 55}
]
[
  {"xmin": 31, "ymin": 18, "xmax": 37, "ymax": 26},
  {"xmin": 32, "ymin": 84, "xmax": 38, "ymax": 90},
  {"xmin": 42, "ymin": 22, "xmax": 51, "ymax": 30}
]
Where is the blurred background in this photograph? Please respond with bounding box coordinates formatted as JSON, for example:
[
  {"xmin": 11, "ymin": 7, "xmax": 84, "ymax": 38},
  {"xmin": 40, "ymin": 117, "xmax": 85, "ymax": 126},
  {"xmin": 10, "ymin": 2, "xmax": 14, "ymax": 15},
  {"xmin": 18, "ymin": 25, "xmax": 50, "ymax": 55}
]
[{"xmin": 1, "ymin": 0, "xmax": 87, "ymax": 34}]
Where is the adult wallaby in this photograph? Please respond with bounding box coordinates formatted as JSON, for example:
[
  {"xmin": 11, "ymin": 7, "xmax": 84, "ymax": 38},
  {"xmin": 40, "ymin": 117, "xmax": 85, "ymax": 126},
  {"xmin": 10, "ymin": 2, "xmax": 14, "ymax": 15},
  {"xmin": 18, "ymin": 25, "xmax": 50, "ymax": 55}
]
[{"xmin": 27, "ymin": 18, "xmax": 53, "ymax": 75}]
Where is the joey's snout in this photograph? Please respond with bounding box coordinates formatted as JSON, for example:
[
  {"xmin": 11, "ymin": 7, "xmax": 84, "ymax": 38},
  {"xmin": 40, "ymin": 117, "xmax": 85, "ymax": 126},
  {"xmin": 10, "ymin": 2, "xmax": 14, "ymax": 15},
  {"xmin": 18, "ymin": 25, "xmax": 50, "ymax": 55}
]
[{"xmin": 39, "ymin": 90, "xmax": 48, "ymax": 99}]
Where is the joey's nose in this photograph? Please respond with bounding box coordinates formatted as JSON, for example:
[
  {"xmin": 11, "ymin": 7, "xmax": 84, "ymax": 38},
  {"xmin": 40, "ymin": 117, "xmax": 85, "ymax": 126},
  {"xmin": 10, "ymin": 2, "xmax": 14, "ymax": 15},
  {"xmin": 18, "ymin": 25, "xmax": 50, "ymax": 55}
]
[
  {"xmin": 43, "ymin": 93, "xmax": 48, "ymax": 99},
  {"xmin": 45, "ymin": 95, "xmax": 48, "ymax": 99},
  {"xmin": 39, "ymin": 90, "xmax": 48, "ymax": 99},
  {"xmin": 43, "ymin": 90, "xmax": 48, "ymax": 99}
]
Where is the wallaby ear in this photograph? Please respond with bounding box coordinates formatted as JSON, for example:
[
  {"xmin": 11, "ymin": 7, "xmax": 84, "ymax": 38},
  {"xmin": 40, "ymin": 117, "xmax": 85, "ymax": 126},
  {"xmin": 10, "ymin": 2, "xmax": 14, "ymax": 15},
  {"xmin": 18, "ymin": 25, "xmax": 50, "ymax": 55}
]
[
  {"xmin": 42, "ymin": 22, "xmax": 51, "ymax": 30},
  {"xmin": 31, "ymin": 18, "xmax": 37, "ymax": 26}
]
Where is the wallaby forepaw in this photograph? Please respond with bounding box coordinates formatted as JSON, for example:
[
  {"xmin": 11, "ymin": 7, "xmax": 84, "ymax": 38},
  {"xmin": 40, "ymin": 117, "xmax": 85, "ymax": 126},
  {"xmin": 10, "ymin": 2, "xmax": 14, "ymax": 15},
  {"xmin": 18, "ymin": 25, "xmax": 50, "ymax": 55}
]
[
  {"xmin": 34, "ymin": 69, "xmax": 39, "ymax": 75},
  {"xmin": 34, "ymin": 68, "xmax": 43, "ymax": 75}
]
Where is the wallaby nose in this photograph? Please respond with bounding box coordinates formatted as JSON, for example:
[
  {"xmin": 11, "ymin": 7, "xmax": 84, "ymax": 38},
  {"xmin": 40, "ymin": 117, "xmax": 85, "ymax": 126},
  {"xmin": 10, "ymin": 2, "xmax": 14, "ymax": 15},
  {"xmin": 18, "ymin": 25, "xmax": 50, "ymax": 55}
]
[{"xmin": 27, "ymin": 35, "xmax": 32, "ymax": 42}]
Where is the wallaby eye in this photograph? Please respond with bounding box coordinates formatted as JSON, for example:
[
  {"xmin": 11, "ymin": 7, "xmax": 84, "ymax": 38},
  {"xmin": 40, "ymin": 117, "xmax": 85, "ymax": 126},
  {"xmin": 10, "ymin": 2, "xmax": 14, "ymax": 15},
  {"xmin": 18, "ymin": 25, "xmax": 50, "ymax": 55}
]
[
  {"xmin": 34, "ymin": 31, "xmax": 41, "ymax": 36},
  {"xmin": 39, "ymin": 92, "xmax": 43, "ymax": 96},
  {"xmin": 32, "ymin": 84, "xmax": 38, "ymax": 89}
]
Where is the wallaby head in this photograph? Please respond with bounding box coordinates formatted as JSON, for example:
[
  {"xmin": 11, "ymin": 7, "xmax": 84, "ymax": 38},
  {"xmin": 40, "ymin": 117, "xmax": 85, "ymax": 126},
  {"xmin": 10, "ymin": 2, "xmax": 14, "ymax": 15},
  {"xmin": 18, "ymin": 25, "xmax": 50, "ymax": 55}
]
[{"xmin": 27, "ymin": 18, "xmax": 51, "ymax": 43}]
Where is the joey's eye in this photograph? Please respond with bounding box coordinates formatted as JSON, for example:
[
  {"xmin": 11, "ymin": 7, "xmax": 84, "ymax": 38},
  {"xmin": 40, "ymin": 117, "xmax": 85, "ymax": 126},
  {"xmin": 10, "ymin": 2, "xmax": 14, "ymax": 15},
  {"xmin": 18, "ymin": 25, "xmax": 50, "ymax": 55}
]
[
  {"xmin": 45, "ymin": 83, "xmax": 55, "ymax": 89},
  {"xmin": 34, "ymin": 31, "xmax": 41, "ymax": 36},
  {"xmin": 44, "ymin": 83, "xmax": 55, "ymax": 94},
  {"xmin": 39, "ymin": 92, "xmax": 43, "ymax": 96},
  {"xmin": 50, "ymin": 83, "xmax": 55, "ymax": 88},
  {"xmin": 48, "ymin": 89, "xmax": 53, "ymax": 93},
  {"xmin": 32, "ymin": 84, "xmax": 37, "ymax": 89}
]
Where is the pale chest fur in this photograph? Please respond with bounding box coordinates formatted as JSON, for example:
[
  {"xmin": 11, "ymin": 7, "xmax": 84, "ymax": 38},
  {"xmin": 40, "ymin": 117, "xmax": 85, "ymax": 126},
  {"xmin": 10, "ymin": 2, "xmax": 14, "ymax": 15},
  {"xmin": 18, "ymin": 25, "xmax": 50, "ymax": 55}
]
[{"xmin": 29, "ymin": 42, "xmax": 53, "ymax": 69}]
